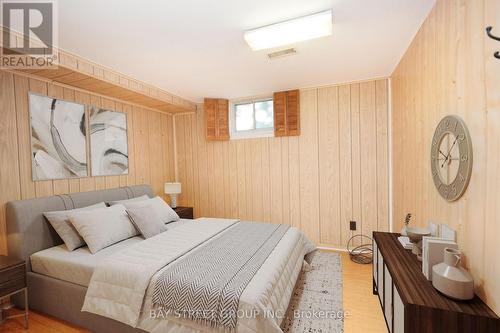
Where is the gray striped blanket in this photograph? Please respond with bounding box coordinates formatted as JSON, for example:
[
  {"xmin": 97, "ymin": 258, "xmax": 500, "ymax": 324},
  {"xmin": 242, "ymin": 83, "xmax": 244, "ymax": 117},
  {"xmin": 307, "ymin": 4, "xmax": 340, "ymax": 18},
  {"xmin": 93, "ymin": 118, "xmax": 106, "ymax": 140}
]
[{"xmin": 152, "ymin": 222, "xmax": 290, "ymax": 330}]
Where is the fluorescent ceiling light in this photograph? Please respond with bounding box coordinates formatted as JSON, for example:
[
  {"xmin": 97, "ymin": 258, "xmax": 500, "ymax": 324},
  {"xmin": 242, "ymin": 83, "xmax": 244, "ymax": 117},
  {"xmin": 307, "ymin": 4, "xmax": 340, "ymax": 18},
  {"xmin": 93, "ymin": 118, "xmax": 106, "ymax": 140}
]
[{"xmin": 244, "ymin": 10, "xmax": 333, "ymax": 51}]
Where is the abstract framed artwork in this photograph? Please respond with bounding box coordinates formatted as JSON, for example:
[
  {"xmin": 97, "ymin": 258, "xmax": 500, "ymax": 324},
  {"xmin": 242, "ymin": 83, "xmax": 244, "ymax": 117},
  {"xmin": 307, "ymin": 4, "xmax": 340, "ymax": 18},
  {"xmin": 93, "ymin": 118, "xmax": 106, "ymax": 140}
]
[
  {"xmin": 89, "ymin": 107, "xmax": 129, "ymax": 176},
  {"xmin": 29, "ymin": 93, "xmax": 88, "ymax": 180}
]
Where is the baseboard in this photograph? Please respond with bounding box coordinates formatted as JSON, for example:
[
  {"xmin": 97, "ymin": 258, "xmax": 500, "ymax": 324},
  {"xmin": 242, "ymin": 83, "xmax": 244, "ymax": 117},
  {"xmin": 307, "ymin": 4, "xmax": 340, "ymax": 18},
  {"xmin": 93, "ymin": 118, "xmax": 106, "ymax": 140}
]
[{"xmin": 317, "ymin": 245, "xmax": 348, "ymax": 252}]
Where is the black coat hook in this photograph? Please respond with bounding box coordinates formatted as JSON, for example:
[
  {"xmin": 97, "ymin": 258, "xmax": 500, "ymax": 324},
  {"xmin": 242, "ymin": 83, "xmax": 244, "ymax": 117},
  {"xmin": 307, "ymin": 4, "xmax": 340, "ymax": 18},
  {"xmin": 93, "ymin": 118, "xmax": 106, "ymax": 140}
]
[
  {"xmin": 486, "ymin": 27, "xmax": 500, "ymax": 59},
  {"xmin": 486, "ymin": 26, "xmax": 500, "ymax": 42}
]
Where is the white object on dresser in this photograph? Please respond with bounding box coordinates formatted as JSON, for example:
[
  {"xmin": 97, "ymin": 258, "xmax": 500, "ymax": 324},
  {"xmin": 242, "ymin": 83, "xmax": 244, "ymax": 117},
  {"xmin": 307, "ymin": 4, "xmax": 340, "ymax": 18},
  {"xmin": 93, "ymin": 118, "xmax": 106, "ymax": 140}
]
[
  {"xmin": 432, "ymin": 248, "xmax": 474, "ymax": 300},
  {"xmin": 439, "ymin": 224, "xmax": 457, "ymax": 242},
  {"xmin": 397, "ymin": 236, "xmax": 412, "ymax": 250},
  {"xmin": 428, "ymin": 221, "xmax": 438, "ymax": 236},
  {"xmin": 422, "ymin": 237, "xmax": 458, "ymax": 280},
  {"xmin": 398, "ymin": 221, "xmax": 439, "ymax": 250}
]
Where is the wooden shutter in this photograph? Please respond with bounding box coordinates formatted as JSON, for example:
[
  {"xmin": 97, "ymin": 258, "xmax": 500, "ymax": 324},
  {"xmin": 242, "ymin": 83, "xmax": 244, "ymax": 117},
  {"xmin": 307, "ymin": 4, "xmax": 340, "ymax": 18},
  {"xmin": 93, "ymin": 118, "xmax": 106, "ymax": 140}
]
[
  {"xmin": 204, "ymin": 98, "xmax": 229, "ymax": 141},
  {"xmin": 217, "ymin": 99, "xmax": 230, "ymax": 140},
  {"xmin": 273, "ymin": 89, "xmax": 300, "ymax": 136},
  {"xmin": 273, "ymin": 91, "xmax": 287, "ymax": 137},
  {"xmin": 204, "ymin": 98, "xmax": 218, "ymax": 140},
  {"xmin": 286, "ymin": 89, "xmax": 300, "ymax": 136}
]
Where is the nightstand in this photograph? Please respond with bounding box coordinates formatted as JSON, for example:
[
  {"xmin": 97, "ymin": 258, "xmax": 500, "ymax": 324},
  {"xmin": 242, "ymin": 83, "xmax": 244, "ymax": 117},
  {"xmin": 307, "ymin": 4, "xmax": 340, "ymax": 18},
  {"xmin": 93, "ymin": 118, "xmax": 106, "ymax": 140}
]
[
  {"xmin": 173, "ymin": 206, "xmax": 194, "ymax": 219},
  {"xmin": 0, "ymin": 256, "xmax": 28, "ymax": 328}
]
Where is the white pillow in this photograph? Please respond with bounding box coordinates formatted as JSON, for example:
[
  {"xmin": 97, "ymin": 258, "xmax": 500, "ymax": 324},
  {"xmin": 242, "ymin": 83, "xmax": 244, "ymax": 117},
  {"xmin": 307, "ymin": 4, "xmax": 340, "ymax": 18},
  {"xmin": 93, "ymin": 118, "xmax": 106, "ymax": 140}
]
[
  {"xmin": 122, "ymin": 196, "xmax": 180, "ymax": 223},
  {"xmin": 44, "ymin": 202, "xmax": 107, "ymax": 251},
  {"xmin": 107, "ymin": 194, "xmax": 149, "ymax": 206},
  {"xmin": 126, "ymin": 205, "xmax": 167, "ymax": 239},
  {"xmin": 69, "ymin": 204, "xmax": 139, "ymax": 254}
]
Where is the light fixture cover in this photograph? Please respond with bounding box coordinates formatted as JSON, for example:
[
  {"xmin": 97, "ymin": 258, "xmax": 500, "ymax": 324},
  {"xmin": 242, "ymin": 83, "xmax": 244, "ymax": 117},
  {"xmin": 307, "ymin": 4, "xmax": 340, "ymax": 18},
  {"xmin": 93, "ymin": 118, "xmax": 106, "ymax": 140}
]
[
  {"xmin": 244, "ymin": 9, "xmax": 333, "ymax": 51},
  {"xmin": 164, "ymin": 182, "xmax": 181, "ymax": 194}
]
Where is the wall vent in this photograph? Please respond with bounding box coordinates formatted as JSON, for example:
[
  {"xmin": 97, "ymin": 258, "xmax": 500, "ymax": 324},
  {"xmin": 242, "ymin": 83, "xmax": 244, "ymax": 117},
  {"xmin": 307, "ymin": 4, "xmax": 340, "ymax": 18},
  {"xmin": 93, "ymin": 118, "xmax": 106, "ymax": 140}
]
[{"xmin": 267, "ymin": 48, "xmax": 297, "ymax": 59}]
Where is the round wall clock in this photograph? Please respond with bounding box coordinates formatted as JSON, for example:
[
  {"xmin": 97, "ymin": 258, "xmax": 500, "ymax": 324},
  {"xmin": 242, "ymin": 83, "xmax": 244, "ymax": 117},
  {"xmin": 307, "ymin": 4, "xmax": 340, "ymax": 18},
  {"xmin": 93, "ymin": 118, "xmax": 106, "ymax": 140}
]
[{"xmin": 430, "ymin": 115, "xmax": 473, "ymax": 202}]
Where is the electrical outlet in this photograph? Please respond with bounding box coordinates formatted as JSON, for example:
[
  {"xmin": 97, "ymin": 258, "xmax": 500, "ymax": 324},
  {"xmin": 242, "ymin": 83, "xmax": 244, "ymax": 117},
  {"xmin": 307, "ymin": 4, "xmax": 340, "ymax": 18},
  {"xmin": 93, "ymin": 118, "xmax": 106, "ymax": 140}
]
[{"xmin": 350, "ymin": 221, "xmax": 357, "ymax": 231}]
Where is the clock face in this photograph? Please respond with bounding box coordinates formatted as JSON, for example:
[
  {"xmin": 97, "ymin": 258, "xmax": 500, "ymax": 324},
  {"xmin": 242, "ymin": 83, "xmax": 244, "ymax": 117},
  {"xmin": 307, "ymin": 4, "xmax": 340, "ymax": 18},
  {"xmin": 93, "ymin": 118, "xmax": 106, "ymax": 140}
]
[
  {"xmin": 436, "ymin": 132, "xmax": 460, "ymax": 185},
  {"xmin": 430, "ymin": 115, "xmax": 473, "ymax": 202}
]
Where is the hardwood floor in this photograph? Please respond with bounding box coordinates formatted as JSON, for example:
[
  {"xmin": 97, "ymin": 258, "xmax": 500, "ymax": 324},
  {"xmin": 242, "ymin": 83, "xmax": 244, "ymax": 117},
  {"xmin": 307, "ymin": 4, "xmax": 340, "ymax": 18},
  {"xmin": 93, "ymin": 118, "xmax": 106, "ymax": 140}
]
[
  {"xmin": 340, "ymin": 251, "xmax": 387, "ymax": 332},
  {"xmin": 0, "ymin": 309, "xmax": 90, "ymax": 333},
  {"xmin": 1, "ymin": 251, "xmax": 386, "ymax": 333}
]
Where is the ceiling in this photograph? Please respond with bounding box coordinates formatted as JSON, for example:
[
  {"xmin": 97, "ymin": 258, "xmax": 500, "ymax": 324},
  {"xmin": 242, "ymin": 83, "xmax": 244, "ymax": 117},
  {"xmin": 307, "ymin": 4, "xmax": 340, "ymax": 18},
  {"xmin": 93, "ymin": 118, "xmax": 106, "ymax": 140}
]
[{"xmin": 58, "ymin": 0, "xmax": 435, "ymax": 103}]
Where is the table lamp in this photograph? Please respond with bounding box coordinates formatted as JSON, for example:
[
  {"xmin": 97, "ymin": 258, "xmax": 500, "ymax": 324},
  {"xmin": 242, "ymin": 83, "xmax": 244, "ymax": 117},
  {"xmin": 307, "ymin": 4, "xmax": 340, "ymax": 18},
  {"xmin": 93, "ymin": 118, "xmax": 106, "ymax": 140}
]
[{"xmin": 164, "ymin": 182, "xmax": 181, "ymax": 208}]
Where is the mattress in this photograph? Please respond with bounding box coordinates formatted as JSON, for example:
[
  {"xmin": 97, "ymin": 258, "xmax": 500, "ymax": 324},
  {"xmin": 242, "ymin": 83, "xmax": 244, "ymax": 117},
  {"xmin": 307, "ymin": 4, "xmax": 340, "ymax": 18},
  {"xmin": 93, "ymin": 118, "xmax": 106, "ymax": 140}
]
[{"xmin": 30, "ymin": 219, "xmax": 191, "ymax": 287}]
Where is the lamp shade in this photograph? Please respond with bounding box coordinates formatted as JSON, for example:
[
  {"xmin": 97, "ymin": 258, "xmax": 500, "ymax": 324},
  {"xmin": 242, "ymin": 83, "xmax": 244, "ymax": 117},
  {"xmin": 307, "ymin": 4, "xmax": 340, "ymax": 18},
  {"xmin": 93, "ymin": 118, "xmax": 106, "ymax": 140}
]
[{"xmin": 164, "ymin": 182, "xmax": 181, "ymax": 194}]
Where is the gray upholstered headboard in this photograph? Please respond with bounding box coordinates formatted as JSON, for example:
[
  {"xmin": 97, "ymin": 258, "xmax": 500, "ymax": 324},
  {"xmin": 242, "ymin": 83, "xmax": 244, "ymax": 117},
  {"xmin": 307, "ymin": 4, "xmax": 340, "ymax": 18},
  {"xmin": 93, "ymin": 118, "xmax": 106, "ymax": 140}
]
[{"xmin": 6, "ymin": 185, "xmax": 154, "ymax": 270}]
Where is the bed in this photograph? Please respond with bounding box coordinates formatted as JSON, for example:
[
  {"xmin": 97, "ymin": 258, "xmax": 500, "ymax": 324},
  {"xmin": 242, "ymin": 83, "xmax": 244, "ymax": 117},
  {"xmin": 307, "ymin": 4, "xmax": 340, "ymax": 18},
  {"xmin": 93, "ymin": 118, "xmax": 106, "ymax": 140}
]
[{"xmin": 6, "ymin": 185, "xmax": 315, "ymax": 333}]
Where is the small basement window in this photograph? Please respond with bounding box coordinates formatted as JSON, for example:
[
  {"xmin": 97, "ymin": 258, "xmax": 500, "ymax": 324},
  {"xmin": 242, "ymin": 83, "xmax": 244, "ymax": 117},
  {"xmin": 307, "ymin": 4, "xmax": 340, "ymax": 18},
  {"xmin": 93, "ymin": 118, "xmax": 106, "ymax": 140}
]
[{"xmin": 230, "ymin": 98, "xmax": 274, "ymax": 139}]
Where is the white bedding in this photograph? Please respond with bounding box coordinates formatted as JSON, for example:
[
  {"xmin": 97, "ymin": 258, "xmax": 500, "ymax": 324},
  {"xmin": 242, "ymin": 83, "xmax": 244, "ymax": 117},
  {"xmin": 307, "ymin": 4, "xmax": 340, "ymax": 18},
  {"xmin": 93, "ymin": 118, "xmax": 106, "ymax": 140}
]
[
  {"xmin": 30, "ymin": 219, "xmax": 191, "ymax": 286},
  {"xmin": 31, "ymin": 236, "xmax": 143, "ymax": 286},
  {"xmin": 82, "ymin": 218, "xmax": 316, "ymax": 333}
]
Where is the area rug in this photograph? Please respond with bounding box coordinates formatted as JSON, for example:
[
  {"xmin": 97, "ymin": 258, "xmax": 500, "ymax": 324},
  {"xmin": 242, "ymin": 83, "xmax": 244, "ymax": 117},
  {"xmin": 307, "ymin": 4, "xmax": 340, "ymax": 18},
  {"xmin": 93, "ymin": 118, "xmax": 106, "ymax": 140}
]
[{"xmin": 280, "ymin": 251, "xmax": 343, "ymax": 333}]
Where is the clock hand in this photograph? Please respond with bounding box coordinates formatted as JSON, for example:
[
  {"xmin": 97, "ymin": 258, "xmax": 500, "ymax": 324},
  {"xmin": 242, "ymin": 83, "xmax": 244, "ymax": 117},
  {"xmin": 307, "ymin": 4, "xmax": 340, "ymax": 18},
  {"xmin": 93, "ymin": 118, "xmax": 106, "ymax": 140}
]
[
  {"xmin": 439, "ymin": 149, "xmax": 449, "ymax": 168},
  {"xmin": 441, "ymin": 151, "xmax": 450, "ymax": 168},
  {"xmin": 447, "ymin": 138, "xmax": 458, "ymax": 156},
  {"xmin": 441, "ymin": 155, "xmax": 449, "ymax": 168},
  {"xmin": 441, "ymin": 138, "xmax": 458, "ymax": 168}
]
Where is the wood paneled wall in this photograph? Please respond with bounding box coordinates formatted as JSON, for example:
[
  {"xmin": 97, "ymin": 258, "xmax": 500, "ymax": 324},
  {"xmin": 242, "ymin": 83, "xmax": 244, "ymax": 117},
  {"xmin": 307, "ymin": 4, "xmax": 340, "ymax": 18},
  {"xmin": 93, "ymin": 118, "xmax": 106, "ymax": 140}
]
[
  {"xmin": 173, "ymin": 79, "xmax": 389, "ymax": 248},
  {"xmin": 392, "ymin": 0, "xmax": 499, "ymax": 314},
  {"xmin": 0, "ymin": 70, "xmax": 176, "ymax": 254}
]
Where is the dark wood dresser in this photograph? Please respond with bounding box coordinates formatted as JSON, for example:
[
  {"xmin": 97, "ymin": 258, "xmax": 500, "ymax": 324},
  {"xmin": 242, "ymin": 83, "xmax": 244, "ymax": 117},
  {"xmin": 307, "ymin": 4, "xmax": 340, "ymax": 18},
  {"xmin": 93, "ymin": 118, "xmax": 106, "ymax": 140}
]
[{"xmin": 373, "ymin": 232, "xmax": 499, "ymax": 333}]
